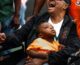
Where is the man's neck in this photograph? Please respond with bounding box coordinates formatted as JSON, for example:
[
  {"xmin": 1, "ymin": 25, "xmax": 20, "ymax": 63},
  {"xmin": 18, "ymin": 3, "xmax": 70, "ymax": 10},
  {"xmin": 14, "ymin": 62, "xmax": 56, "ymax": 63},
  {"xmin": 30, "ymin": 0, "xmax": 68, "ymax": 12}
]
[{"xmin": 50, "ymin": 12, "xmax": 65, "ymax": 24}]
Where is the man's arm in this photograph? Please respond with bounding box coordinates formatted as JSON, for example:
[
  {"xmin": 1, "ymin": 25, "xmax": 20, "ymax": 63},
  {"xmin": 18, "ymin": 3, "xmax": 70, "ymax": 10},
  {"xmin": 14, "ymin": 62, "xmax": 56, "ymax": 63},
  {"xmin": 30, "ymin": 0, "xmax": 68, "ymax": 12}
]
[
  {"xmin": 33, "ymin": 0, "xmax": 46, "ymax": 16},
  {"xmin": 48, "ymin": 23, "xmax": 80, "ymax": 65},
  {"xmin": 0, "ymin": 16, "xmax": 37, "ymax": 44},
  {"xmin": 27, "ymin": 0, "xmax": 46, "ymax": 21},
  {"xmin": 12, "ymin": 0, "xmax": 21, "ymax": 28},
  {"xmin": 14, "ymin": 0, "xmax": 21, "ymax": 17},
  {"xmin": 27, "ymin": 50, "xmax": 48, "ymax": 59}
]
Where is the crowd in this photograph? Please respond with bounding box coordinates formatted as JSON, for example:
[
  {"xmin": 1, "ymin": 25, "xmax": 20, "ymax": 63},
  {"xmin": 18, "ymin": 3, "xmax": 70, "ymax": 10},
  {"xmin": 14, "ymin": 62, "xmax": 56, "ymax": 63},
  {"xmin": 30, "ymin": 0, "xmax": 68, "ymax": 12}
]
[{"xmin": 0, "ymin": 0, "xmax": 80, "ymax": 65}]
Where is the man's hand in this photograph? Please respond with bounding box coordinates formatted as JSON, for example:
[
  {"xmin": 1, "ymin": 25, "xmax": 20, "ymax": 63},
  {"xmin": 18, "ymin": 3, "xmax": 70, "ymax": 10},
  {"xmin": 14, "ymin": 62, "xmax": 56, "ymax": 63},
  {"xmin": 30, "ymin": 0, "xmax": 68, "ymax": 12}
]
[
  {"xmin": 12, "ymin": 0, "xmax": 21, "ymax": 29},
  {"xmin": 0, "ymin": 33, "xmax": 6, "ymax": 43},
  {"xmin": 11, "ymin": 15, "xmax": 20, "ymax": 29}
]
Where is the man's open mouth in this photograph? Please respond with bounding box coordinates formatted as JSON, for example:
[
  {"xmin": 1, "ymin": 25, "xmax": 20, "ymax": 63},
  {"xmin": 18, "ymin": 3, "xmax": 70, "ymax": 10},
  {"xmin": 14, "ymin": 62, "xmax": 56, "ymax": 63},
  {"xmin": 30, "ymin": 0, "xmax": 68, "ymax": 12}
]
[{"xmin": 49, "ymin": 1, "xmax": 56, "ymax": 7}]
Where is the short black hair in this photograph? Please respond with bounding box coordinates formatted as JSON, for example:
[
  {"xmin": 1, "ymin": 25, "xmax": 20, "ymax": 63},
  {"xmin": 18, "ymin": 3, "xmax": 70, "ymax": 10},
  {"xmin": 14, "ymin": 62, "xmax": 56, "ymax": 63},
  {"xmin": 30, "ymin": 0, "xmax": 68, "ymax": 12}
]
[
  {"xmin": 35, "ymin": 19, "xmax": 47, "ymax": 34},
  {"xmin": 37, "ymin": 19, "xmax": 47, "ymax": 27}
]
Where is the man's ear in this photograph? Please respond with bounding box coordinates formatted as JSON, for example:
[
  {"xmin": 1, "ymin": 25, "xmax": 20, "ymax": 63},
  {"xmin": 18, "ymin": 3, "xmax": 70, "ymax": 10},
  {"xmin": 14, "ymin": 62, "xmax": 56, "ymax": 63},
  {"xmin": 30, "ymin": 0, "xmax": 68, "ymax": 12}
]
[{"xmin": 63, "ymin": 4, "xmax": 69, "ymax": 10}]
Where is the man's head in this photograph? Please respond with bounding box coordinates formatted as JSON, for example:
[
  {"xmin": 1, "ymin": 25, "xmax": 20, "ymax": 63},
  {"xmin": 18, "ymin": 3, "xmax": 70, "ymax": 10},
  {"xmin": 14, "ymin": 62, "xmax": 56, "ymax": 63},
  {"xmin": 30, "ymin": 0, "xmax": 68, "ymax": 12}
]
[
  {"xmin": 36, "ymin": 19, "xmax": 56, "ymax": 38},
  {"xmin": 47, "ymin": 0, "xmax": 71, "ymax": 14}
]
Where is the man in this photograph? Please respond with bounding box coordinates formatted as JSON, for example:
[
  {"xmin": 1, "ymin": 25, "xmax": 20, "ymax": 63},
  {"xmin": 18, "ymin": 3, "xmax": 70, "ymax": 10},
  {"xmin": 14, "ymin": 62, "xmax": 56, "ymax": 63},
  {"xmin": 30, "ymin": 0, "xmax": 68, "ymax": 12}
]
[
  {"xmin": 0, "ymin": 0, "xmax": 80, "ymax": 65},
  {"xmin": 35, "ymin": 0, "xmax": 80, "ymax": 39}
]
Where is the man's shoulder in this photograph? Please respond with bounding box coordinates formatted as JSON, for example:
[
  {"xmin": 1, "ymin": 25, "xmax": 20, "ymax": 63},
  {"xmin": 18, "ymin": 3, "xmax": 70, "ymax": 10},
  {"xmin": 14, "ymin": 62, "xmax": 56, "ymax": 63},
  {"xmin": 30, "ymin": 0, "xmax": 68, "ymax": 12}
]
[{"xmin": 65, "ymin": 14, "xmax": 75, "ymax": 25}]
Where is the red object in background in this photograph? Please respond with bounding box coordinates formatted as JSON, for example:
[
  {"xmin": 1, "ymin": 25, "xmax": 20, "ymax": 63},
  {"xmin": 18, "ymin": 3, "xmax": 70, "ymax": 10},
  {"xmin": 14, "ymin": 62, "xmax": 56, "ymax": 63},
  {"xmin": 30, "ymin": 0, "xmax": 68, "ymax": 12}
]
[{"xmin": 69, "ymin": 0, "xmax": 80, "ymax": 38}]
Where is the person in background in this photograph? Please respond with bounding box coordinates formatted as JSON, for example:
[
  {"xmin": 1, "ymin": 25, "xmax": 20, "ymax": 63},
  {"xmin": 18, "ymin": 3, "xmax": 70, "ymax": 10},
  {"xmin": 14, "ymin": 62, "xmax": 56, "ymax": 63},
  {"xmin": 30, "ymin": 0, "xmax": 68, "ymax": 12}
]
[
  {"xmin": 0, "ymin": 0, "xmax": 24, "ymax": 65},
  {"xmin": 69, "ymin": 0, "xmax": 80, "ymax": 38},
  {"xmin": 19, "ymin": 0, "xmax": 28, "ymax": 26},
  {"xmin": 0, "ymin": 0, "xmax": 21, "ymax": 32}
]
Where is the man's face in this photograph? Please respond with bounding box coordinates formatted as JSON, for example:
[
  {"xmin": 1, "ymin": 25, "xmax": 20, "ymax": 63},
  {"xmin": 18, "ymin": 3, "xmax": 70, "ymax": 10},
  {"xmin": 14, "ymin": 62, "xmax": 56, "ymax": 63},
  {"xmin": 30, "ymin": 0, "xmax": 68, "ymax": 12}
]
[
  {"xmin": 46, "ymin": 0, "xmax": 67, "ymax": 14},
  {"xmin": 39, "ymin": 22, "xmax": 56, "ymax": 36}
]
